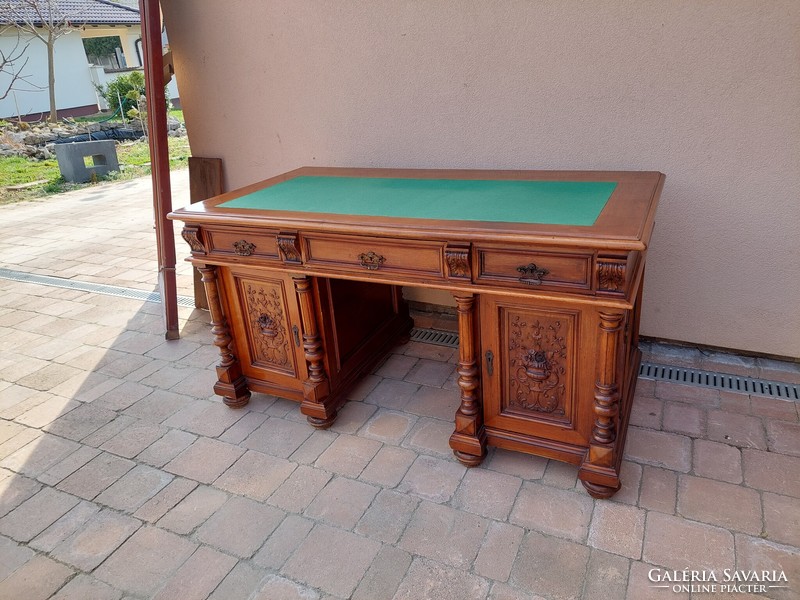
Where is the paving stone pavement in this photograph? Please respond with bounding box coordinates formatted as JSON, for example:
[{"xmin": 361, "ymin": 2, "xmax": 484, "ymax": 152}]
[{"xmin": 0, "ymin": 172, "xmax": 799, "ymax": 599}]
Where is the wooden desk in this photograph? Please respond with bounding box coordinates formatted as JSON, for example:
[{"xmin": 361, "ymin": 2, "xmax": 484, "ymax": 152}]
[{"xmin": 169, "ymin": 167, "xmax": 664, "ymax": 498}]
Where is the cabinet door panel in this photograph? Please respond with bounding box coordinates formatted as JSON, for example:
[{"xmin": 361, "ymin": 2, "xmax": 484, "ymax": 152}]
[
  {"xmin": 481, "ymin": 296, "xmax": 589, "ymax": 445},
  {"xmin": 221, "ymin": 268, "xmax": 306, "ymax": 393}
]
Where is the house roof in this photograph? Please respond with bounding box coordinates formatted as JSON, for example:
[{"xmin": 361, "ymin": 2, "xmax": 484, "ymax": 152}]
[{"xmin": 1, "ymin": 0, "xmax": 140, "ymax": 27}]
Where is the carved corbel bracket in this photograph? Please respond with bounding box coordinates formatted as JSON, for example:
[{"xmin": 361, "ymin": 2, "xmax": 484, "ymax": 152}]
[
  {"xmin": 277, "ymin": 232, "xmax": 302, "ymax": 264},
  {"xmin": 181, "ymin": 226, "xmax": 206, "ymax": 255},
  {"xmin": 445, "ymin": 244, "xmax": 471, "ymax": 279},
  {"xmin": 597, "ymin": 257, "xmax": 627, "ymax": 294}
]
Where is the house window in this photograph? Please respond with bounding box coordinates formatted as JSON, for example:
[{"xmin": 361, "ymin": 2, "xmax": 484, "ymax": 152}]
[{"xmin": 83, "ymin": 36, "xmax": 125, "ymax": 69}]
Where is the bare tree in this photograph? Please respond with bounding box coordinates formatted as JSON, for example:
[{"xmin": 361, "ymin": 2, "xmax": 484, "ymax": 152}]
[
  {"xmin": 0, "ymin": 0, "xmax": 80, "ymax": 121},
  {"xmin": 0, "ymin": 28, "xmax": 32, "ymax": 101}
]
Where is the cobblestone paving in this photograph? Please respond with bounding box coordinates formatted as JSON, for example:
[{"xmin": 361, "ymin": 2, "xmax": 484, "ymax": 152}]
[{"xmin": 0, "ymin": 173, "xmax": 798, "ymax": 599}]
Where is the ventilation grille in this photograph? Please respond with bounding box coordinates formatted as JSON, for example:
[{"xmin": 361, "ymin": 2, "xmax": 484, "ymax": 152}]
[
  {"xmin": 0, "ymin": 268, "xmax": 195, "ymax": 307},
  {"xmin": 409, "ymin": 327, "xmax": 459, "ymax": 348},
  {"xmin": 639, "ymin": 362, "xmax": 799, "ymax": 401},
  {"xmin": 409, "ymin": 327, "xmax": 797, "ymax": 401}
]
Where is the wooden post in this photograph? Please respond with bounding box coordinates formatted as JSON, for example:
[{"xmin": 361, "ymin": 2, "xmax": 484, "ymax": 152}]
[
  {"xmin": 292, "ymin": 276, "xmax": 334, "ymax": 428},
  {"xmin": 580, "ymin": 310, "xmax": 624, "ymax": 498},
  {"xmin": 188, "ymin": 157, "xmax": 224, "ymax": 310},
  {"xmin": 197, "ymin": 265, "xmax": 250, "ymax": 407},
  {"xmin": 140, "ymin": 0, "xmax": 179, "ymax": 339},
  {"xmin": 449, "ymin": 293, "xmax": 487, "ymax": 466}
]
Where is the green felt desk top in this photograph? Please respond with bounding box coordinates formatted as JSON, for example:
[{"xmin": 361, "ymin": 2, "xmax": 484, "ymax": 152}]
[{"xmin": 218, "ymin": 176, "xmax": 617, "ymax": 226}]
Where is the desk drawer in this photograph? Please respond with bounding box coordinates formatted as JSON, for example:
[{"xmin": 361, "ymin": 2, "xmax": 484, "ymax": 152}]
[
  {"xmin": 205, "ymin": 227, "xmax": 281, "ymax": 261},
  {"xmin": 303, "ymin": 234, "xmax": 445, "ymax": 279},
  {"xmin": 475, "ymin": 246, "xmax": 592, "ymax": 291}
]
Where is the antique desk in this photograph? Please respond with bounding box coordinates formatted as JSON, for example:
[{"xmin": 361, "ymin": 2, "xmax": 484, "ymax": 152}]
[{"xmin": 169, "ymin": 167, "xmax": 664, "ymax": 498}]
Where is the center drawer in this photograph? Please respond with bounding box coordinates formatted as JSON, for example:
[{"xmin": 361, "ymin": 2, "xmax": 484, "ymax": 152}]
[
  {"xmin": 204, "ymin": 226, "xmax": 281, "ymax": 261},
  {"xmin": 474, "ymin": 245, "xmax": 593, "ymax": 292},
  {"xmin": 302, "ymin": 233, "xmax": 445, "ymax": 279}
]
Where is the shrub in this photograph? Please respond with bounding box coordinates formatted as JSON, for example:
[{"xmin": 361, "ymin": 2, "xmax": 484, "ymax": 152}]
[
  {"xmin": 100, "ymin": 71, "xmax": 144, "ymax": 115},
  {"xmin": 100, "ymin": 71, "xmax": 168, "ymax": 116}
]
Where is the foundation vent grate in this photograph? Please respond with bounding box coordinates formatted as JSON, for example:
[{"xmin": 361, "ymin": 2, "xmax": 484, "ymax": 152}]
[
  {"xmin": 639, "ymin": 362, "xmax": 799, "ymax": 401},
  {"xmin": 409, "ymin": 327, "xmax": 460, "ymax": 348},
  {"xmin": 0, "ymin": 268, "xmax": 196, "ymax": 308}
]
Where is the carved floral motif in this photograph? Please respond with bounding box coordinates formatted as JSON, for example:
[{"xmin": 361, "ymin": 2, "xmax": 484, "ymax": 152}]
[
  {"xmin": 244, "ymin": 282, "xmax": 291, "ymax": 370},
  {"xmin": 233, "ymin": 239, "xmax": 256, "ymax": 256},
  {"xmin": 597, "ymin": 260, "xmax": 626, "ymax": 292},
  {"xmin": 507, "ymin": 314, "xmax": 568, "ymax": 415},
  {"xmin": 445, "ymin": 246, "xmax": 471, "ymax": 279}
]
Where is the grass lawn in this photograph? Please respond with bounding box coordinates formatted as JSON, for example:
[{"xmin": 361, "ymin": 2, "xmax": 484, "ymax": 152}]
[{"xmin": 0, "ymin": 110, "xmax": 188, "ymax": 205}]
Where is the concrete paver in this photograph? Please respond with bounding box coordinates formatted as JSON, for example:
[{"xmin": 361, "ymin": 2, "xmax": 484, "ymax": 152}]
[{"xmin": 0, "ymin": 172, "xmax": 798, "ymax": 599}]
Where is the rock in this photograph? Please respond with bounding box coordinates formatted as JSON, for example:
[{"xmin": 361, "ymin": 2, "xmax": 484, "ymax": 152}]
[{"xmin": 23, "ymin": 132, "xmax": 58, "ymax": 144}]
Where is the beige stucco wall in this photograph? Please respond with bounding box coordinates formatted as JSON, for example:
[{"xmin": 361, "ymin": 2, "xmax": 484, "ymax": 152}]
[{"xmin": 161, "ymin": 1, "xmax": 800, "ymax": 359}]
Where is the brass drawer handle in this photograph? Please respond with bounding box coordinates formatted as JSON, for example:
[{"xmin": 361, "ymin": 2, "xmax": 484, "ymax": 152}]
[
  {"xmin": 516, "ymin": 262, "xmax": 549, "ymax": 285},
  {"xmin": 233, "ymin": 239, "xmax": 256, "ymax": 256},
  {"xmin": 358, "ymin": 251, "xmax": 386, "ymax": 270}
]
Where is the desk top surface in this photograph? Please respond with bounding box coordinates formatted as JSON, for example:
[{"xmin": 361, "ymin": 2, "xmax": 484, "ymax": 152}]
[
  {"xmin": 171, "ymin": 167, "xmax": 665, "ymax": 251},
  {"xmin": 218, "ymin": 176, "xmax": 617, "ymax": 226}
]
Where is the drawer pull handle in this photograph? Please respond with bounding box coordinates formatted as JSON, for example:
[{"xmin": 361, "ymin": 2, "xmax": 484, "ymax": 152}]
[
  {"xmin": 233, "ymin": 239, "xmax": 256, "ymax": 256},
  {"xmin": 524, "ymin": 350, "xmax": 551, "ymax": 381},
  {"xmin": 358, "ymin": 251, "xmax": 386, "ymax": 270},
  {"xmin": 516, "ymin": 263, "xmax": 549, "ymax": 285},
  {"xmin": 485, "ymin": 350, "xmax": 494, "ymax": 376},
  {"xmin": 292, "ymin": 325, "xmax": 301, "ymax": 347}
]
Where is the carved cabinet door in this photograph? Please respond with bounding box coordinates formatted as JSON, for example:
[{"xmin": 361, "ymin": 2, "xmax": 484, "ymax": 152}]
[
  {"xmin": 479, "ymin": 295, "xmax": 595, "ymax": 446},
  {"xmin": 220, "ymin": 267, "xmax": 308, "ymax": 395}
]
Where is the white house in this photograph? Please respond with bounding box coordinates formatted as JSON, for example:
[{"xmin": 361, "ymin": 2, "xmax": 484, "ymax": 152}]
[{"xmin": 0, "ymin": 0, "xmax": 178, "ymax": 120}]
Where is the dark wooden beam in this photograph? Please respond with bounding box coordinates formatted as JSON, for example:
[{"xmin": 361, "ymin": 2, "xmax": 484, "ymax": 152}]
[
  {"xmin": 188, "ymin": 157, "xmax": 224, "ymax": 310},
  {"xmin": 139, "ymin": 0, "xmax": 179, "ymax": 339}
]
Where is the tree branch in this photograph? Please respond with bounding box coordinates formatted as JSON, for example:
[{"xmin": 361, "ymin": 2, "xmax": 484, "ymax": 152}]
[{"xmin": 0, "ymin": 29, "xmax": 39, "ymax": 100}]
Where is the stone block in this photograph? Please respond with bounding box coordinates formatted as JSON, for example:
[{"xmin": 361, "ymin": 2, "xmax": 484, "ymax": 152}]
[
  {"xmin": 394, "ymin": 557, "xmax": 490, "ymax": 600},
  {"xmin": 94, "ymin": 526, "xmax": 197, "ymax": 597},
  {"xmin": 281, "ymin": 523, "xmax": 381, "ymax": 598},
  {"xmin": 55, "ymin": 140, "xmax": 120, "ymax": 183},
  {"xmin": 196, "ymin": 496, "xmax": 284, "ymax": 558},
  {"xmin": 399, "ymin": 501, "xmax": 488, "ymax": 568},
  {"xmin": 355, "ymin": 488, "xmax": 419, "ymax": 544},
  {"xmin": 474, "ymin": 521, "xmax": 525, "ymax": 582}
]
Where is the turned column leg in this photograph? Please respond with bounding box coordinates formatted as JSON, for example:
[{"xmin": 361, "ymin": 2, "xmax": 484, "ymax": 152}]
[
  {"xmin": 580, "ymin": 310, "xmax": 624, "ymax": 498},
  {"xmin": 197, "ymin": 265, "xmax": 250, "ymax": 407},
  {"xmin": 449, "ymin": 293, "xmax": 487, "ymax": 466},
  {"xmin": 292, "ymin": 276, "xmax": 334, "ymax": 428}
]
